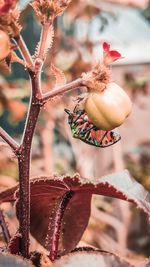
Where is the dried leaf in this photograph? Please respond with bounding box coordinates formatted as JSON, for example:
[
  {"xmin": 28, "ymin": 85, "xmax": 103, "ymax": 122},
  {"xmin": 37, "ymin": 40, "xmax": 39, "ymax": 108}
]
[
  {"xmin": 0, "ymin": 170, "xmax": 150, "ymax": 257},
  {"xmin": 51, "ymin": 248, "xmax": 132, "ymax": 267},
  {"xmin": 51, "ymin": 64, "xmax": 66, "ymax": 87}
]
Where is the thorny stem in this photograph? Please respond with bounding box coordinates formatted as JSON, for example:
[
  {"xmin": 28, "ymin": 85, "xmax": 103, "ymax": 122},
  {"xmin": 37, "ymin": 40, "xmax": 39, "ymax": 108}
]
[
  {"xmin": 0, "ymin": 209, "xmax": 11, "ymax": 244},
  {"xmin": 12, "ymin": 21, "xmax": 53, "ymax": 257},
  {"xmin": 38, "ymin": 22, "xmax": 52, "ymax": 61},
  {"xmin": 15, "ymin": 21, "xmax": 51, "ymax": 257},
  {"xmin": 18, "ymin": 70, "xmax": 42, "ymax": 258},
  {"xmin": 42, "ymin": 78, "xmax": 83, "ymax": 102},
  {"xmin": 14, "ymin": 35, "xmax": 34, "ymax": 70},
  {"xmin": 0, "ymin": 127, "xmax": 19, "ymax": 153},
  {"xmin": 49, "ymin": 191, "xmax": 74, "ymax": 261}
]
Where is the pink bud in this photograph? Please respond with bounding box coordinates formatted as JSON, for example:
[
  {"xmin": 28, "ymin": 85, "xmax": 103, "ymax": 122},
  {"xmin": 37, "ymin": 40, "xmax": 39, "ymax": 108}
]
[{"xmin": 102, "ymin": 42, "xmax": 122, "ymax": 65}]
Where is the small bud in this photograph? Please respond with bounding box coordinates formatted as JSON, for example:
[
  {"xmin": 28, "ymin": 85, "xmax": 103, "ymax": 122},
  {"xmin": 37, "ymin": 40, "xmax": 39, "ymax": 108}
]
[{"xmin": 103, "ymin": 42, "xmax": 122, "ymax": 65}]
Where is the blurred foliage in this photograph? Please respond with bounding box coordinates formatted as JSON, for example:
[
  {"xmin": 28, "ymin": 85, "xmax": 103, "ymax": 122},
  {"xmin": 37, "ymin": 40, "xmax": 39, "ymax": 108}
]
[{"xmin": 125, "ymin": 142, "xmax": 150, "ymax": 190}]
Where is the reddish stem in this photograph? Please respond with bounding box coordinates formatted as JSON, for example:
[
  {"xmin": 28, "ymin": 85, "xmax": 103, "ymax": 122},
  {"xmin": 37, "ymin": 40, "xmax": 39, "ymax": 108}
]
[
  {"xmin": 15, "ymin": 23, "xmax": 53, "ymax": 258},
  {"xmin": 42, "ymin": 78, "xmax": 83, "ymax": 102},
  {"xmin": 49, "ymin": 191, "xmax": 74, "ymax": 261},
  {"xmin": 38, "ymin": 22, "xmax": 52, "ymax": 61},
  {"xmin": 0, "ymin": 127, "xmax": 19, "ymax": 153},
  {"xmin": 18, "ymin": 70, "xmax": 42, "ymax": 258},
  {"xmin": 14, "ymin": 35, "xmax": 34, "ymax": 70}
]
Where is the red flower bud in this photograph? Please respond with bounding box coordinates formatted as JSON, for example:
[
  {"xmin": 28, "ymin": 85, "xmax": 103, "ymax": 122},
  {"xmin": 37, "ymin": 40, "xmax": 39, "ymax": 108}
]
[{"xmin": 103, "ymin": 42, "xmax": 122, "ymax": 65}]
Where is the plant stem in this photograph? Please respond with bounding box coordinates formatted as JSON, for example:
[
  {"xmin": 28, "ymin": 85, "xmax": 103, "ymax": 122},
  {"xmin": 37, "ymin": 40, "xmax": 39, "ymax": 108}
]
[
  {"xmin": 15, "ymin": 22, "xmax": 53, "ymax": 258},
  {"xmin": 0, "ymin": 127, "xmax": 19, "ymax": 153},
  {"xmin": 49, "ymin": 191, "xmax": 74, "ymax": 261},
  {"xmin": 0, "ymin": 209, "xmax": 11, "ymax": 244},
  {"xmin": 18, "ymin": 70, "xmax": 42, "ymax": 258},
  {"xmin": 42, "ymin": 78, "xmax": 83, "ymax": 102},
  {"xmin": 14, "ymin": 35, "xmax": 34, "ymax": 70},
  {"xmin": 38, "ymin": 22, "xmax": 52, "ymax": 61}
]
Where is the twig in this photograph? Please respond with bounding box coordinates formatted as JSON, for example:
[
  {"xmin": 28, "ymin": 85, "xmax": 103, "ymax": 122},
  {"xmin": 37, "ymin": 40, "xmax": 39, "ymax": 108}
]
[
  {"xmin": 42, "ymin": 78, "xmax": 84, "ymax": 102},
  {"xmin": 0, "ymin": 209, "xmax": 11, "ymax": 244},
  {"xmin": 37, "ymin": 22, "xmax": 52, "ymax": 61},
  {"xmin": 49, "ymin": 191, "xmax": 74, "ymax": 261},
  {"xmin": 0, "ymin": 127, "xmax": 19, "ymax": 153},
  {"xmin": 13, "ymin": 35, "xmax": 34, "ymax": 70}
]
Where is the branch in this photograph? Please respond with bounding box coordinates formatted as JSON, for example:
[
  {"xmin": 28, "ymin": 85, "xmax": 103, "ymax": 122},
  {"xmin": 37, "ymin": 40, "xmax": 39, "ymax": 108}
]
[
  {"xmin": 0, "ymin": 127, "xmax": 19, "ymax": 152},
  {"xmin": 13, "ymin": 35, "xmax": 34, "ymax": 70},
  {"xmin": 37, "ymin": 22, "xmax": 52, "ymax": 62},
  {"xmin": 42, "ymin": 78, "xmax": 84, "ymax": 102}
]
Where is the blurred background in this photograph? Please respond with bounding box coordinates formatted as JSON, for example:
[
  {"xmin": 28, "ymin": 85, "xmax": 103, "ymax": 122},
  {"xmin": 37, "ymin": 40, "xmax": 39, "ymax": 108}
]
[{"xmin": 0, "ymin": 0, "xmax": 150, "ymax": 264}]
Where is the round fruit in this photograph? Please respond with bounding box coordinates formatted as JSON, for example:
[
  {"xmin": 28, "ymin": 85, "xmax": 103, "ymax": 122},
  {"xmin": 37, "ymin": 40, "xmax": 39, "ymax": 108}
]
[
  {"xmin": 84, "ymin": 82, "xmax": 132, "ymax": 131},
  {"xmin": 0, "ymin": 30, "xmax": 10, "ymax": 61}
]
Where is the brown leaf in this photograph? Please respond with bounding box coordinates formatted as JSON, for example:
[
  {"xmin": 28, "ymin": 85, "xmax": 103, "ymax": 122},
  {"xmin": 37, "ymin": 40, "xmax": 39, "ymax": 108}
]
[
  {"xmin": 50, "ymin": 248, "xmax": 133, "ymax": 267},
  {"xmin": 51, "ymin": 64, "xmax": 66, "ymax": 87},
  {"xmin": 0, "ymin": 170, "xmax": 149, "ymax": 257}
]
